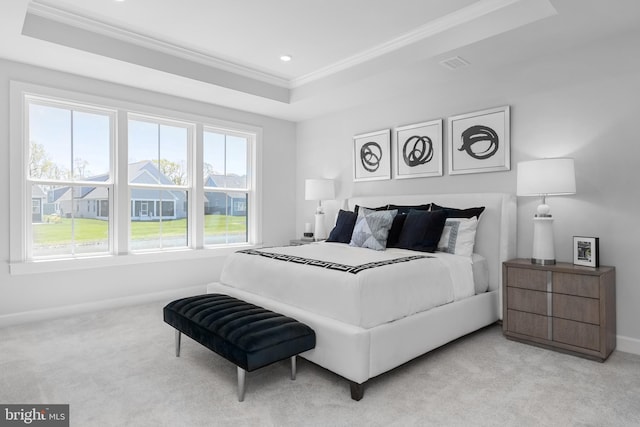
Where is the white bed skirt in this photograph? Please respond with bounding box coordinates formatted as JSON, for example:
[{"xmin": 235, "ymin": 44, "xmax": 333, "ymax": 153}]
[{"xmin": 207, "ymin": 281, "xmax": 499, "ymax": 384}]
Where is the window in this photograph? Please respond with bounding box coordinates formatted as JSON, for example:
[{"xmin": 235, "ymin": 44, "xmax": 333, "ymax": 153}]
[
  {"xmin": 203, "ymin": 129, "xmax": 249, "ymax": 245},
  {"xmin": 31, "ymin": 198, "xmax": 42, "ymax": 223},
  {"xmin": 10, "ymin": 82, "xmax": 260, "ymax": 270},
  {"xmin": 26, "ymin": 99, "xmax": 114, "ymax": 258},
  {"xmin": 128, "ymin": 115, "xmax": 191, "ymax": 251}
]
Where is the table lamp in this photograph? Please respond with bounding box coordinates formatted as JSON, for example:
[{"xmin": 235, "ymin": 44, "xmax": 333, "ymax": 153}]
[
  {"xmin": 305, "ymin": 179, "xmax": 335, "ymax": 241},
  {"xmin": 517, "ymin": 158, "xmax": 576, "ymax": 265}
]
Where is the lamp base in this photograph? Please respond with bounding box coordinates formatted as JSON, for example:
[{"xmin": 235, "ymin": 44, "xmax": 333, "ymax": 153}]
[
  {"xmin": 314, "ymin": 213, "xmax": 327, "ymax": 241},
  {"xmin": 531, "ymin": 216, "xmax": 555, "ymax": 265}
]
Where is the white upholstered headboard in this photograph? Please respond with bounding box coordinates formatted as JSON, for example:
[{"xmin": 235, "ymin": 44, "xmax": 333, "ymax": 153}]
[{"xmin": 347, "ymin": 193, "xmax": 517, "ymax": 293}]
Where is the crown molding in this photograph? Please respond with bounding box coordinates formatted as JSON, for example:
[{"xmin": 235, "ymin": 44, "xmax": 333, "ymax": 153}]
[
  {"xmin": 290, "ymin": 0, "xmax": 522, "ymax": 88},
  {"xmin": 27, "ymin": 0, "xmax": 290, "ymax": 88},
  {"xmin": 26, "ymin": 0, "xmax": 547, "ymax": 92}
]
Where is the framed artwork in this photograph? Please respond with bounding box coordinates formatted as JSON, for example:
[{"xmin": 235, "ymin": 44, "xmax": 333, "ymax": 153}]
[
  {"xmin": 393, "ymin": 119, "xmax": 443, "ymax": 179},
  {"xmin": 353, "ymin": 129, "xmax": 391, "ymax": 182},
  {"xmin": 448, "ymin": 105, "xmax": 510, "ymax": 175},
  {"xmin": 573, "ymin": 236, "xmax": 600, "ymax": 267}
]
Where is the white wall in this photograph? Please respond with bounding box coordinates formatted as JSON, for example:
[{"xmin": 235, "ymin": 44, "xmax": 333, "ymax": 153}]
[
  {"xmin": 296, "ymin": 31, "xmax": 640, "ymax": 351},
  {"xmin": 0, "ymin": 59, "xmax": 297, "ymax": 324}
]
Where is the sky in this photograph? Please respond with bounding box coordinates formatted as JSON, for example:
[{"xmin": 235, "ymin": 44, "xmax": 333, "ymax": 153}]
[{"xmin": 28, "ymin": 103, "xmax": 248, "ymax": 181}]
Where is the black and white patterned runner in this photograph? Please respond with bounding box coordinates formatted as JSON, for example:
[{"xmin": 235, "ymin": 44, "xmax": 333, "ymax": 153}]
[{"xmin": 237, "ymin": 249, "xmax": 430, "ymax": 274}]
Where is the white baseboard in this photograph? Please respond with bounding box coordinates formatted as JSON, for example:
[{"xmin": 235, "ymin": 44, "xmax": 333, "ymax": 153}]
[
  {"xmin": 0, "ymin": 285, "xmax": 206, "ymax": 328},
  {"xmin": 616, "ymin": 334, "xmax": 640, "ymax": 356}
]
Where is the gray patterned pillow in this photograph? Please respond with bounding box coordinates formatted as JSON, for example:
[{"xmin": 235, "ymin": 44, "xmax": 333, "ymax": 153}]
[{"xmin": 349, "ymin": 207, "xmax": 397, "ymax": 250}]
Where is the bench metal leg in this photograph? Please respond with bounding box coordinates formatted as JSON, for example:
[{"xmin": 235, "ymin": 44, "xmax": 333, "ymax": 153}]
[
  {"xmin": 175, "ymin": 330, "xmax": 181, "ymax": 357},
  {"xmin": 290, "ymin": 355, "xmax": 297, "ymax": 380},
  {"xmin": 237, "ymin": 367, "xmax": 246, "ymax": 402}
]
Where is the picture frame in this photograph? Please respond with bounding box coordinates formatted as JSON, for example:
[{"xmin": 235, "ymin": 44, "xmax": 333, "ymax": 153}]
[
  {"xmin": 353, "ymin": 129, "xmax": 391, "ymax": 182},
  {"xmin": 573, "ymin": 236, "xmax": 600, "ymax": 267},
  {"xmin": 448, "ymin": 105, "xmax": 510, "ymax": 175},
  {"xmin": 393, "ymin": 119, "xmax": 443, "ymax": 179}
]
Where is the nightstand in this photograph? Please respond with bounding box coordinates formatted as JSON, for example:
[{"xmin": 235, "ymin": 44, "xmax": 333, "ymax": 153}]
[{"xmin": 502, "ymin": 259, "xmax": 616, "ymax": 361}]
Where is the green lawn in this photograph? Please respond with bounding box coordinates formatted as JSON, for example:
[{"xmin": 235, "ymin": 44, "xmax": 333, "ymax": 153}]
[{"xmin": 33, "ymin": 215, "xmax": 246, "ymax": 245}]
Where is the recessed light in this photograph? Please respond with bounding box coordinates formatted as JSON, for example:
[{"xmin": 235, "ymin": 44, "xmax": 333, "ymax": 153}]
[{"xmin": 280, "ymin": 55, "xmax": 292, "ymax": 62}]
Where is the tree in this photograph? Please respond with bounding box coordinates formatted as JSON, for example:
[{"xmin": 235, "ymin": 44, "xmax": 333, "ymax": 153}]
[
  {"xmin": 203, "ymin": 162, "xmax": 217, "ymax": 178},
  {"xmin": 29, "ymin": 141, "xmax": 68, "ymax": 180},
  {"xmin": 153, "ymin": 159, "xmax": 186, "ymax": 185},
  {"xmin": 74, "ymin": 157, "xmax": 89, "ymax": 178}
]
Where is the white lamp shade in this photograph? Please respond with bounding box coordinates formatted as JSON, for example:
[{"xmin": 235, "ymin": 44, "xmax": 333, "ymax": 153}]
[
  {"xmin": 517, "ymin": 158, "xmax": 576, "ymax": 197},
  {"xmin": 305, "ymin": 179, "xmax": 335, "ymax": 201}
]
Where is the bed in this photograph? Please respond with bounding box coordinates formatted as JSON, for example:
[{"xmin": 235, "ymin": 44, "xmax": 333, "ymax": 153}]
[{"xmin": 207, "ymin": 192, "xmax": 516, "ymax": 400}]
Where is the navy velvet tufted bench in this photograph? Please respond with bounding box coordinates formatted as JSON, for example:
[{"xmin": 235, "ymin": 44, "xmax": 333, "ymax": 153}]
[{"xmin": 163, "ymin": 294, "xmax": 316, "ymax": 401}]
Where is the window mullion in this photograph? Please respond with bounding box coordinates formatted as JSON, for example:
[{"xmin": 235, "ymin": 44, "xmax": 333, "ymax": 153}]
[
  {"xmin": 70, "ymin": 111, "xmax": 76, "ymax": 255},
  {"xmin": 194, "ymin": 124, "xmax": 204, "ymax": 249},
  {"xmin": 115, "ymin": 110, "xmax": 129, "ymax": 255},
  {"xmin": 204, "ymin": 186, "xmax": 248, "ymax": 193},
  {"xmin": 251, "ymin": 131, "xmax": 261, "ymax": 246},
  {"xmin": 128, "ymin": 183, "xmax": 190, "ymax": 191}
]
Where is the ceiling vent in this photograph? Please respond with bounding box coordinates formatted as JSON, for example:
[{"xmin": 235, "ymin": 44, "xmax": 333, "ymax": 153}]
[{"xmin": 439, "ymin": 56, "xmax": 470, "ymax": 70}]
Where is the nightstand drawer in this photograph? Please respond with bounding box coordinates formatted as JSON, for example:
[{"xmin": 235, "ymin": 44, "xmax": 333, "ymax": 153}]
[
  {"xmin": 553, "ymin": 294, "xmax": 599, "ymax": 324},
  {"xmin": 553, "ymin": 272, "xmax": 599, "ymax": 298},
  {"xmin": 507, "ymin": 287, "xmax": 547, "ymax": 315},
  {"xmin": 507, "ymin": 309, "xmax": 549, "ymax": 339},
  {"xmin": 553, "ymin": 318, "xmax": 600, "ymax": 351},
  {"xmin": 507, "ymin": 267, "xmax": 548, "ymax": 291}
]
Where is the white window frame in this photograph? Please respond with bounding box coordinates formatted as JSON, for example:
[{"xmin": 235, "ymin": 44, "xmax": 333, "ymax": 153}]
[
  {"xmin": 23, "ymin": 95, "xmax": 117, "ymax": 260},
  {"xmin": 9, "ymin": 81, "xmax": 262, "ymax": 275},
  {"xmin": 202, "ymin": 126, "xmax": 253, "ymax": 247},
  {"xmin": 127, "ymin": 112, "xmax": 194, "ymax": 252}
]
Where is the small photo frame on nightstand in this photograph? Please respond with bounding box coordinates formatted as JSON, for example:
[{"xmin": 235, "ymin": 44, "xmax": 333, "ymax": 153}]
[{"xmin": 573, "ymin": 236, "xmax": 599, "ymax": 267}]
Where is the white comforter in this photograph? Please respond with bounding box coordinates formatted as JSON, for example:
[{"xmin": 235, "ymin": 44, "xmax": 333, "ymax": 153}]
[{"xmin": 219, "ymin": 242, "xmax": 475, "ymax": 329}]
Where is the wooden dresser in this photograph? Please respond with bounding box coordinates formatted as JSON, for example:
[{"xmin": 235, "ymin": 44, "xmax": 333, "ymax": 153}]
[{"xmin": 502, "ymin": 259, "xmax": 616, "ymax": 361}]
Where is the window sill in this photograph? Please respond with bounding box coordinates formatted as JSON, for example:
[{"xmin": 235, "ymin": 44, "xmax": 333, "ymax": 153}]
[{"xmin": 9, "ymin": 244, "xmax": 260, "ymax": 276}]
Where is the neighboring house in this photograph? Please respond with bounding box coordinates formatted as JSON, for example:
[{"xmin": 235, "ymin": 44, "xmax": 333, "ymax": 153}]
[
  {"xmin": 41, "ymin": 161, "xmax": 187, "ymax": 221},
  {"xmin": 46, "ymin": 186, "xmax": 72, "ymax": 217},
  {"xmin": 204, "ymin": 174, "xmax": 247, "ymax": 217},
  {"xmin": 31, "ymin": 185, "xmax": 46, "ymax": 223},
  {"xmin": 128, "ymin": 161, "xmax": 187, "ymax": 221},
  {"xmin": 79, "ymin": 185, "xmax": 109, "ymax": 219},
  {"xmin": 45, "ymin": 175, "xmax": 111, "ymax": 219}
]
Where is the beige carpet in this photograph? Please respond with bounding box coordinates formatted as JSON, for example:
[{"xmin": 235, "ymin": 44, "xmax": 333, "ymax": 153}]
[{"xmin": 1, "ymin": 300, "xmax": 639, "ymax": 426}]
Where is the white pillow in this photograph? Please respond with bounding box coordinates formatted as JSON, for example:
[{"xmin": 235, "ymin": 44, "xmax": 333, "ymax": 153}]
[{"xmin": 437, "ymin": 217, "xmax": 478, "ymax": 257}]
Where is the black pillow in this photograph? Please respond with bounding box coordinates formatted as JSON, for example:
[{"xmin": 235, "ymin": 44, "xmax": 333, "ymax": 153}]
[
  {"xmin": 353, "ymin": 204, "xmax": 387, "ymax": 216},
  {"xmin": 387, "ymin": 203, "xmax": 430, "ymax": 247},
  {"xmin": 431, "ymin": 203, "xmax": 485, "ymax": 219},
  {"xmin": 395, "ymin": 209, "xmax": 447, "ymax": 252},
  {"xmin": 327, "ymin": 210, "xmax": 358, "ymax": 243},
  {"xmin": 387, "ymin": 203, "xmax": 431, "ymax": 215},
  {"xmin": 386, "ymin": 214, "xmax": 408, "ymax": 248}
]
